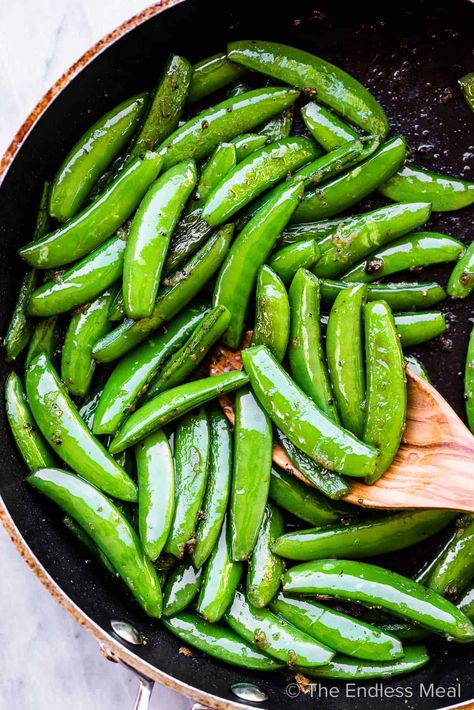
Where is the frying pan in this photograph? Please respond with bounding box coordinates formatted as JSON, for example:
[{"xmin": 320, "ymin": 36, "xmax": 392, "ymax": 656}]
[{"xmin": 0, "ymin": 0, "xmax": 473, "ymax": 708}]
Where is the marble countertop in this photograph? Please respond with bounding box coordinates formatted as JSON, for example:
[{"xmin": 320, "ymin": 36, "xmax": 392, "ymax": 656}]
[{"xmin": 0, "ymin": 2, "xmax": 189, "ymax": 708}]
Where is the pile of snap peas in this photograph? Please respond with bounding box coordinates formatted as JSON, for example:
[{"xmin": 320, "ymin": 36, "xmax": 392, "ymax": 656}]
[{"xmin": 4, "ymin": 41, "xmax": 474, "ymax": 680}]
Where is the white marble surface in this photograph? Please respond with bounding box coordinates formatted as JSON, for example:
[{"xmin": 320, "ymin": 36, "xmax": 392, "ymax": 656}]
[{"xmin": 0, "ymin": 2, "xmax": 189, "ymax": 708}]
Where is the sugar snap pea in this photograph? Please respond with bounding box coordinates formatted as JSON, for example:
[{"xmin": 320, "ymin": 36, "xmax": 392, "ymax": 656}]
[
  {"xmin": 300, "ymin": 645, "xmax": 429, "ymax": 680},
  {"xmin": 187, "ymin": 53, "xmax": 246, "ymax": 103},
  {"xmin": 259, "ymin": 107, "xmax": 294, "ymax": 142},
  {"xmin": 225, "ymin": 589, "xmax": 334, "ymax": 667},
  {"xmin": 379, "ymin": 164, "xmax": 474, "ymax": 211},
  {"xmin": 196, "ymin": 143, "xmax": 236, "ymax": 202},
  {"xmin": 27, "ymin": 468, "xmax": 161, "ymax": 616},
  {"xmin": 163, "ymin": 208, "xmax": 214, "ymax": 275},
  {"xmin": 5, "ymin": 372, "xmax": 55, "ymax": 471},
  {"xmin": 158, "ymin": 87, "xmax": 299, "ymax": 170},
  {"xmin": 272, "ymin": 510, "xmax": 456, "ymax": 561},
  {"xmin": 230, "ymin": 387, "xmax": 272, "ymax": 561},
  {"xmin": 459, "ymin": 72, "xmax": 474, "ymax": 112},
  {"xmin": 250, "ymin": 265, "xmax": 290, "ymax": 362},
  {"xmin": 230, "ymin": 132, "xmax": 267, "ymax": 161},
  {"xmin": 162, "ymin": 613, "xmax": 283, "ymax": 670},
  {"xmin": 227, "ymin": 41, "xmax": 388, "ymax": 137},
  {"xmin": 447, "ymin": 241, "xmax": 474, "ymax": 298},
  {"xmin": 269, "ymin": 240, "xmax": 320, "ymax": 285},
  {"xmin": 61, "ymin": 288, "xmax": 116, "ymax": 398},
  {"xmin": 162, "ymin": 561, "xmax": 202, "ymax": 617},
  {"xmin": 301, "ymin": 101, "xmax": 359, "ymax": 151},
  {"xmin": 288, "ymin": 269, "xmax": 339, "ymax": 421},
  {"xmin": 197, "ymin": 518, "xmax": 243, "ymax": 622},
  {"xmin": 63, "ymin": 514, "xmax": 115, "ymax": 576},
  {"xmin": 458, "ymin": 584, "xmax": 474, "ymax": 621},
  {"xmin": 50, "ymin": 94, "xmax": 147, "ymax": 221},
  {"xmin": 93, "ymin": 224, "xmax": 232, "ymax": 362},
  {"xmin": 192, "ymin": 405, "xmax": 233, "ymax": 569},
  {"xmin": 26, "ymin": 354, "xmax": 136, "ymax": 501},
  {"xmin": 395, "ymin": 311, "xmax": 446, "ymax": 347},
  {"xmin": 146, "ymin": 306, "xmax": 230, "ymax": 398},
  {"xmin": 363, "ymin": 301, "xmax": 406, "ymax": 484},
  {"xmin": 313, "ymin": 201, "xmax": 431, "ymax": 278},
  {"xmin": 123, "ymin": 160, "xmax": 197, "ymax": 318},
  {"xmin": 271, "ymin": 593, "xmax": 403, "ymax": 661},
  {"xmin": 405, "ymin": 354, "xmax": 432, "ymax": 384},
  {"xmin": 28, "ymin": 231, "xmax": 127, "ymax": 317},
  {"xmin": 320, "ymin": 279, "xmax": 446, "ymax": 311},
  {"xmin": 93, "ymin": 304, "xmax": 207, "ymax": 436},
  {"xmin": 25, "ymin": 316, "xmax": 59, "ymax": 368},
  {"xmin": 466, "ymin": 324, "xmax": 474, "ymax": 433},
  {"xmin": 282, "ymin": 559, "xmax": 474, "ymax": 641},
  {"xmin": 279, "ymin": 215, "xmax": 356, "ymax": 246},
  {"xmin": 292, "ymin": 136, "xmax": 406, "ymax": 223},
  {"xmin": 213, "ymin": 181, "xmax": 302, "ymax": 348},
  {"xmin": 203, "ymin": 137, "xmax": 317, "ymax": 226},
  {"xmin": 136, "ymin": 429, "xmax": 175, "ymax": 561},
  {"xmin": 427, "ymin": 515, "xmax": 474, "ymax": 600},
  {"xmin": 269, "ymin": 466, "xmax": 349, "ymax": 524},
  {"xmin": 326, "ymin": 283, "xmax": 366, "ymax": 438},
  {"xmin": 247, "ymin": 503, "xmax": 285, "ymax": 608},
  {"xmin": 19, "ymin": 153, "xmax": 163, "ymax": 269},
  {"xmin": 164, "ymin": 409, "xmax": 209, "ymax": 559},
  {"xmin": 343, "ymin": 231, "xmax": 464, "ymax": 283}
]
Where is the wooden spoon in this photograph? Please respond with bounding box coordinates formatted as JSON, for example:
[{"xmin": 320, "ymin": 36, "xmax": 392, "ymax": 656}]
[{"xmin": 210, "ymin": 335, "xmax": 474, "ymax": 513}]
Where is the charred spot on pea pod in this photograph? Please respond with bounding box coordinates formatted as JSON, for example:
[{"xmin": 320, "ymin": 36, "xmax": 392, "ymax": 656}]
[{"xmin": 365, "ymin": 258, "xmax": 384, "ymax": 275}]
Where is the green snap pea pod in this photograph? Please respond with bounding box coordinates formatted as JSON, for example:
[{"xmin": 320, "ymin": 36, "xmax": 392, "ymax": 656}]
[
  {"xmin": 250, "ymin": 265, "xmax": 290, "ymax": 362},
  {"xmin": 275, "ymin": 430, "xmax": 350, "ymax": 500},
  {"xmin": 447, "ymin": 241, "xmax": 474, "ymax": 298},
  {"xmin": 247, "ymin": 503, "xmax": 285, "ymax": 608},
  {"xmin": 282, "ymin": 559, "xmax": 474, "ymax": 642},
  {"xmin": 19, "ymin": 153, "xmax": 163, "ymax": 269},
  {"xmin": 225, "ymin": 589, "xmax": 334, "ymax": 667},
  {"xmin": 405, "ymin": 355, "xmax": 432, "ymax": 384},
  {"xmin": 158, "ymin": 87, "xmax": 299, "ymax": 170},
  {"xmin": 458, "ymin": 583, "xmax": 474, "ymax": 621},
  {"xmin": 300, "ymin": 645, "xmax": 429, "ymax": 680},
  {"xmin": 230, "ymin": 387, "xmax": 272, "ymax": 561},
  {"xmin": 326, "ymin": 283, "xmax": 366, "ymax": 438},
  {"xmin": 61, "ymin": 288, "xmax": 116, "ymax": 398},
  {"xmin": 279, "ymin": 215, "xmax": 355, "ymax": 246},
  {"xmin": 272, "ymin": 510, "xmax": 456, "ymax": 561},
  {"xmin": 379, "ymin": 164, "xmax": 474, "ymax": 211},
  {"xmin": 50, "ymin": 94, "xmax": 147, "ymax": 222},
  {"xmin": 292, "ymin": 136, "xmax": 406, "ymax": 223},
  {"xmin": 259, "ymin": 107, "xmax": 294, "ymax": 142},
  {"xmin": 427, "ymin": 515, "xmax": 474, "ymax": 600},
  {"xmin": 395, "ymin": 311, "xmax": 446, "ymax": 347},
  {"xmin": 187, "ymin": 53, "xmax": 246, "ymax": 103},
  {"xmin": 163, "ymin": 207, "xmax": 214, "ymax": 275},
  {"xmin": 27, "ymin": 468, "xmax": 161, "ymax": 616},
  {"xmin": 268, "ymin": 241, "xmax": 320, "ymax": 285},
  {"xmin": 146, "ymin": 306, "xmax": 230, "ymax": 398},
  {"xmin": 269, "ymin": 466, "xmax": 349, "ymax": 524},
  {"xmin": 62, "ymin": 515, "xmax": 115, "ymax": 576},
  {"xmin": 320, "ymin": 279, "xmax": 446, "ymax": 311},
  {"xmin": 162, "ymin": 561, "xmax": 203, "ymax": 616},
  {"xmin": 162, "ymin": 613, "xmax": 283, "ymax": 670},
  {"xmin": 197, "ymin": 143, "xmax": 236, "ymax": 202},
  {"xmin": 230, "ymin": 133, "xmax": 267, "ymax": 161},
  {"xmin": 271, "ymin": 593, "xmax": 403, "ymax": 661},
  {"xmin": 459, "ymin": 72, "xmax": 474, "ymax": 112},
  {"xmin": 363, "ymin": 301, "xmax": 406, "ymax": 484},
  {"xmin": 123, "ymin": 160, "xmax": 197, "ymax": 318},
  {"xmin": 136, "ymin": 429, "xmax": 175, "ymax": 561},
  {"xmin": 26, "ymin": 354, "xmax": 136, "ymax": 501},
  {"xmin": 466, "ymin": 325, "xmax": 474, "ymax": 433},
  {"xmin": 110, "ymin": 371, "xmax": 247, "ymax": 454},
  {"xmin": 164, "ymin": 409, "xmax": 209, "ymax": 559},
  {"xmin": 203, "ymin": 137, "xmax": 317, "ymax": 226},
  {"xmin": 93, "ymin": 224, "xmax": 232, "ymax": 362},
  {"xmin": 192, "ymin": 405, "xmax": 233, "ymax": 569},
  {"xmin": 288, "ymin": 269, "xmax": 339, "ymax": 421},
  {"xmin": 79, "ymin": 387, "xmax": 104, "ymax": 431},
  {"xmin": 227, "ymin": 41, "xmax": 388, "ymax": 137},
  {"xmin": 301, "ymin": 101, "xmax": 359, "ymax": 151},
  {"xmin": 25, "ymin": 316, "xmax": 59, "ymax": 368},
  {"xmin": 343, "ymin": 232, "xmax": 464, "ymax": 283},
  {"xmin": 213, "ymin": 181, "xmax": 303, "ymax": 348},
  {"xmin": 93, "ymin": 305, "xmax": 208, "ymax": 436},
  {"xmin": 241, "ymin": 345, "xmax": 378, "ymax": 477},
  {"xmin": 313, "ymin": 201, "xmax": 432, "ymax": 278},
  {"xmin": 227, "ymin": 82, "xmax": 249, "ymax": 98},
  {"xmin": 127, "ymin": 55, "xmax": 191, "ymax": 159},
  {"xmin": 197, "ymin": 518, "xmax": 243, "ymax": 622},
  {"xmin": 28, "ymin": 232, "xmax": 127, "ymax": 317},
  {"xmin": 5, "ymin": 372, "xmax": 55, "ymax": 471},
  {"xmin": 4, "ymin": 181, "xmax": 50, "ymax": 361}
]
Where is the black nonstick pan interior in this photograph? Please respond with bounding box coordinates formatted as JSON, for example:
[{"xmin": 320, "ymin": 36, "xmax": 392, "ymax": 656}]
[{"xmin": 0, "ymin": 1, "xmax": 473, "ymax": 708}]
